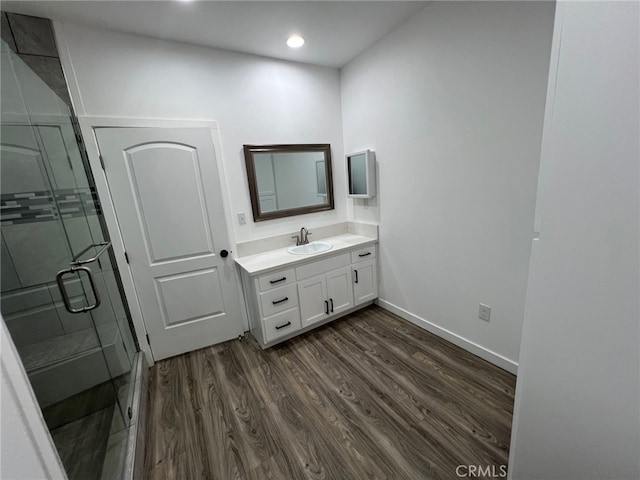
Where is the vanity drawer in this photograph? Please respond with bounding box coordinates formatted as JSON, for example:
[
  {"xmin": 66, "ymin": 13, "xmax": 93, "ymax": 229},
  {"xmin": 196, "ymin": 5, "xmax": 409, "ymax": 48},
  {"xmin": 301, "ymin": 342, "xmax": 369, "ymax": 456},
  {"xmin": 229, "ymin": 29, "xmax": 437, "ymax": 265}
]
[
  {"xmin": 257, "ymin": 268, "xmax": 296, "ymax": 292},
  {"xmin": 351, "ymin": 245, "xmax": 377, "ymax": 263},
  {"xmin": 296, "ymin": 253, "xmax": 350, "ymax": 281},
  {"xmin": 263, "ymin": 308, "xmax": 302, "ymax": 343},
  {"xmin": 259, "ymin": 283, "xmax": 298, "ymax": 318}
]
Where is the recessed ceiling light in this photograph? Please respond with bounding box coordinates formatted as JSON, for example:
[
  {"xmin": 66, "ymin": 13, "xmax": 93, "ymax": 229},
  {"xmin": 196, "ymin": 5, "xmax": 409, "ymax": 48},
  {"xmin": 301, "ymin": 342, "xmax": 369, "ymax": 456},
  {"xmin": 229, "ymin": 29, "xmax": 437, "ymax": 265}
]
[{"xmin": 286, "ymin": 35, "xmax": 305, "ymax": 48}]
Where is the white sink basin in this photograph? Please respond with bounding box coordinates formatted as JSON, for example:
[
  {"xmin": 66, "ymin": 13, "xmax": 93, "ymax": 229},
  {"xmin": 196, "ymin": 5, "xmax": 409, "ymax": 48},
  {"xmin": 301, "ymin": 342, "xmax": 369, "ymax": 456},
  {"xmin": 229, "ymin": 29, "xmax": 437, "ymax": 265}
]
[{"xmin": 287, "ymin": 241, "xmax": 332, "ymax": 255}]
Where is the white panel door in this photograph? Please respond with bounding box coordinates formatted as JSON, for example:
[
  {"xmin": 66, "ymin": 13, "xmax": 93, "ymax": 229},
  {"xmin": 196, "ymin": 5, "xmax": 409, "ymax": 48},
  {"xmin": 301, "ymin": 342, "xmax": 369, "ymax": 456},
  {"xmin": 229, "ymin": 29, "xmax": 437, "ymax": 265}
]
[
  {"xmin": 95, "ymin": 127, "xmax": 243, "ymax": 360},
  {"xmin": 326, "ymin": 266, "xmax": 354, "ymax": 316},
  {"xmin": 298, "ymin": 274, "xmax": 328, "ymax": 327}
]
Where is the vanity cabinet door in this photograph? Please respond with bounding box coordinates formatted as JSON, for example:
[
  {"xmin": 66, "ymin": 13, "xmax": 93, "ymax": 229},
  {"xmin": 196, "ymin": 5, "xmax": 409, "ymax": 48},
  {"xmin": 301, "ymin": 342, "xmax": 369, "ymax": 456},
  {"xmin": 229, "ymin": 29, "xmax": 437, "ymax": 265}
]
[
  {"xmin": 298, "ymin": 275, "xmax": 328, "ymax": 327},
  {"xmin": 326, "ymin": 266, "xmax": 354, "ymax": 316},
  {"xmin": 353, "ymin": 259, "xmax": 377, "ymax": 306}
]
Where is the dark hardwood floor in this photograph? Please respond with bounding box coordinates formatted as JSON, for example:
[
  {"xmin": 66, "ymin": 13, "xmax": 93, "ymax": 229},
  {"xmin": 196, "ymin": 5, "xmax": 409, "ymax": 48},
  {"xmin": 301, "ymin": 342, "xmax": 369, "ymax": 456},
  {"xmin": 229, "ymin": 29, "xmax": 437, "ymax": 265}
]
[{"xmin": 144, "ymin": 305, "xmax": 516, "ymax": 480}]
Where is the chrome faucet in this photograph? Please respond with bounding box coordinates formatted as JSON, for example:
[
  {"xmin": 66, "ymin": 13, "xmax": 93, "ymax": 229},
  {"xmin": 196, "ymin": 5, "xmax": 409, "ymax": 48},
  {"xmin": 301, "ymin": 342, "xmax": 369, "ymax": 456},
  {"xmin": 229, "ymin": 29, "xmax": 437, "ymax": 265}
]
[
  {"xmin": 292, "ymin": 227, "xmax": 311, "ymax": 246},
  {"xmin": 300, "ymin": 227, "xmax": 310, "ymax": 245}
]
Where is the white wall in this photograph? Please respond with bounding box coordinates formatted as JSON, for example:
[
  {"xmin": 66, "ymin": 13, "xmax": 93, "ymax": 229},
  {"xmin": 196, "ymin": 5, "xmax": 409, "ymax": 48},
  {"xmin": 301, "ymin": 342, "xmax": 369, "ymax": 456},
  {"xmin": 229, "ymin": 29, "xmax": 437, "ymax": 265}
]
[
  {"xmin": 341, "ymin": 1, "xmax": 555, "ymax": 369},
  {"xmin": 509, "ymin": 2, "xmax": 640, "ymax": 478},
  {"xmin": 57, "ymin": 23, "xmax": 346, "ymax": 244}
]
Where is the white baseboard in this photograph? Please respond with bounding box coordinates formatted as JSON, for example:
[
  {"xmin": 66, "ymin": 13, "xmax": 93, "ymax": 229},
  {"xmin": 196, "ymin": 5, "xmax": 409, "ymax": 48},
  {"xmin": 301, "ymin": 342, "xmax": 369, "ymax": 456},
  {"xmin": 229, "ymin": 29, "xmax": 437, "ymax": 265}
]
[{"xmin": 376, "ymin": 299, "xmax": 519, "ymax": 375}]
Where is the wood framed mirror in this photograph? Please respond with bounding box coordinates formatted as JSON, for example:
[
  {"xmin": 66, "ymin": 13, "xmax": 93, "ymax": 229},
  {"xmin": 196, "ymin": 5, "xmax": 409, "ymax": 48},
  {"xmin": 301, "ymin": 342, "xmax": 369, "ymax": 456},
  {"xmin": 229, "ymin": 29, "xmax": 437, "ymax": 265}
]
[{"xmin": 243, "ymin": 144, "xmax": 334, "ymax": 222}]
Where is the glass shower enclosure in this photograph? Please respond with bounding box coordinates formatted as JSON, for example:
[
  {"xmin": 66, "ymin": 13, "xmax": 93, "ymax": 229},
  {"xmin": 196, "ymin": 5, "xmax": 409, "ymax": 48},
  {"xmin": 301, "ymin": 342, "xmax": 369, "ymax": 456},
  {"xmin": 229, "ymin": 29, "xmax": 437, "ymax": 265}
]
[{"xmin": 1, "ymin": 13, "xmax": 140, "ymax": 480}]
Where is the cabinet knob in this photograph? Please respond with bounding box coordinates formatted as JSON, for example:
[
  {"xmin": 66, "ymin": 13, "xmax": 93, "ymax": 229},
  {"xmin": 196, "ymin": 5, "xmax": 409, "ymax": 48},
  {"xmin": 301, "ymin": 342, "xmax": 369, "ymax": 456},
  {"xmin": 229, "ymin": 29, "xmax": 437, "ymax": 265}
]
[{"xmin": 220, "ymin": 249, "xmax": 229, "ymax": 258}]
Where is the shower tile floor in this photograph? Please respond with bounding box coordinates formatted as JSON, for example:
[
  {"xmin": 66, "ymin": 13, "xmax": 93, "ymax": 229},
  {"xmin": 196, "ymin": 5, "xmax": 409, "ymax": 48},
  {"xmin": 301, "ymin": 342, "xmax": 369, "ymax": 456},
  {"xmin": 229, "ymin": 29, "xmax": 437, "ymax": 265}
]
[
  {"xmin": 50, "ymin": 404, "xmax": 115, "ymax": 480},
  {"xmin": 45, "ymin": 377, "xmax": 131, "ymax": 480}
]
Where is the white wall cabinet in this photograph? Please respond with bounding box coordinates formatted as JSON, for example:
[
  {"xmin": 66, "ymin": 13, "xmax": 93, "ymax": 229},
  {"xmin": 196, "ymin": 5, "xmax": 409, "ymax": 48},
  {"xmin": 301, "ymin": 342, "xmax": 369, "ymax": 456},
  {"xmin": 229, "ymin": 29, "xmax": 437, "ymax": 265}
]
[{"xmin": 241, "ymin": 243, "xmax": 377, "ymax": 348}]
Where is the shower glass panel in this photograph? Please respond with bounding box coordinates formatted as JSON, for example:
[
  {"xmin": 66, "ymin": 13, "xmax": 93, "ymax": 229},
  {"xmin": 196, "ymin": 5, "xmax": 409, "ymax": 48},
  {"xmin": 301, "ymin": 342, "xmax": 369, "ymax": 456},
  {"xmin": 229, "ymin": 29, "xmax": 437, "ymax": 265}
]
[{"xmin": 1, "ymin": 21, "xmax": 138, "ymax": 480}]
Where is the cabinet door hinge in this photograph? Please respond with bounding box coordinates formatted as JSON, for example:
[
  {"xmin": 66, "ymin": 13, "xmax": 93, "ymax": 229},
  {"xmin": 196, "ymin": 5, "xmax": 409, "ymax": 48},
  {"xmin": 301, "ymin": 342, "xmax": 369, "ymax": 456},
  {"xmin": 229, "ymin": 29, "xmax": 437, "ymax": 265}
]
[
  {"xmin": 145, "ymin": 333, "xmax": 150, "ymax": 345},
  {"xmin": 124, "ymin": 251, "xmax": 130, "ymax": 264},
  {"xmin": 99, "ymin": 155, "xmax": 105, "ymax": 170}
]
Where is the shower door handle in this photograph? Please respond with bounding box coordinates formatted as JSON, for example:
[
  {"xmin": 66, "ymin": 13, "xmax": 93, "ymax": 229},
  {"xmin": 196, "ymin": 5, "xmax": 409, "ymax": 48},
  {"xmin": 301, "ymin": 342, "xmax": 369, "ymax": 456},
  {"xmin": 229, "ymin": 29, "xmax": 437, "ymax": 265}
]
[{"xmin": 56, "ymin": 266, "xmax": 101, "ymax": 314}]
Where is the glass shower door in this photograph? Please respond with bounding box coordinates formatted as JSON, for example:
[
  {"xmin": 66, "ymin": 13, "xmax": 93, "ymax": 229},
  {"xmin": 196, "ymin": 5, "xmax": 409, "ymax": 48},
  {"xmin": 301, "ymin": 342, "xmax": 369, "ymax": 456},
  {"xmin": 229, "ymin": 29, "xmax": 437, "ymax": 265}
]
[{"xmin": 1, "ymin": 27, "xmax": 138, "ymax": 480}]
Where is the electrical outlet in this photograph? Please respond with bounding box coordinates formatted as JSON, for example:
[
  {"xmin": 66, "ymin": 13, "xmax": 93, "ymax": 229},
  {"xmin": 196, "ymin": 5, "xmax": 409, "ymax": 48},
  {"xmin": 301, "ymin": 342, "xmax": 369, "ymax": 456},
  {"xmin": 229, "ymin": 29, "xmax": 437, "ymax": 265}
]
[
  {"xmin": 237, "ymin": 212, "xmax": 246, "ymax": 225},
  {"xmin": 478, "ymin": 303, "xmax": 491, "ymax": 322}
]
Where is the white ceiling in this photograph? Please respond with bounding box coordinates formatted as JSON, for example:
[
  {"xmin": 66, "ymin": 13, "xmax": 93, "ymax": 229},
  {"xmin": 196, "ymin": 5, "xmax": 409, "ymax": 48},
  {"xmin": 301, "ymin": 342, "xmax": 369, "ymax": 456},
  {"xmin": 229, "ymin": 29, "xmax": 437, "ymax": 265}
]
[{"xmin": 2, "ymin": 1, "xmax": 429, "ymax": 68}]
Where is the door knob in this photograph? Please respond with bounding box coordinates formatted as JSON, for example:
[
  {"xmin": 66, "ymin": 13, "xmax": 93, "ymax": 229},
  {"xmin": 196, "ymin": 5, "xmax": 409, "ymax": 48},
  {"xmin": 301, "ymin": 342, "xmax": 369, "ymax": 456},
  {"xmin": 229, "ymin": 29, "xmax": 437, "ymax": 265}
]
[{"xmin": 220, "ymin": 249, "xmax": 229, "ymax": 258}]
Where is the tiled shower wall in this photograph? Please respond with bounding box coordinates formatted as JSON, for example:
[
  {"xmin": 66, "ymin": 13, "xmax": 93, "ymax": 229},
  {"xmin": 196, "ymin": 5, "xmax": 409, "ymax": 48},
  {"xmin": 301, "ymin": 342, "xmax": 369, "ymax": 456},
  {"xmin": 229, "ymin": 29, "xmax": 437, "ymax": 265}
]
[
  {"xmin": 1, "ymin": 12, "xmax": 71, "ymax": 105},
  {"xmin": 0, "ymin": 13, "xmax": 135, "ymax": 364},
  {"xmin": 2, "ymin": 11, "xmax": 84, "ymax": 290}
]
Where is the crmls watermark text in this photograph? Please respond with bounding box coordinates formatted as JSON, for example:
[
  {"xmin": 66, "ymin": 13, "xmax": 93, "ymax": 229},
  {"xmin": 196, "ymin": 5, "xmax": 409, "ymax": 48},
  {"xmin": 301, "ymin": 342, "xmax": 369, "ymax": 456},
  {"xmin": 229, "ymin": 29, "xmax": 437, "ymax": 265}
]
[{"xmin": 455, "ymin": 465, "xmax": 508, "ymax": 478}]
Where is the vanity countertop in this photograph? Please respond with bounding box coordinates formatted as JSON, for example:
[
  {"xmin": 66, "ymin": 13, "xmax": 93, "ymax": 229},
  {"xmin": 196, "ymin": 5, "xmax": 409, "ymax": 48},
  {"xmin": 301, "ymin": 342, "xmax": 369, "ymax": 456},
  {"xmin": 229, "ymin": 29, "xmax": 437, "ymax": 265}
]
[{"xmin": 234, "ymin": 233, "xmax": 377, "ymax": 275}]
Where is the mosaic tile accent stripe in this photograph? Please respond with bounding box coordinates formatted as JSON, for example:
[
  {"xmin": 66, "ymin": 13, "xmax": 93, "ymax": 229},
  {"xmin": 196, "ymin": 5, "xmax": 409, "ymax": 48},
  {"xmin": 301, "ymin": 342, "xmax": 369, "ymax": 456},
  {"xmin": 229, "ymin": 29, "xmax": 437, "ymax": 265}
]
[{"xmin": 1, "ymin": 188, "xmax": 100, "ymax": 225}]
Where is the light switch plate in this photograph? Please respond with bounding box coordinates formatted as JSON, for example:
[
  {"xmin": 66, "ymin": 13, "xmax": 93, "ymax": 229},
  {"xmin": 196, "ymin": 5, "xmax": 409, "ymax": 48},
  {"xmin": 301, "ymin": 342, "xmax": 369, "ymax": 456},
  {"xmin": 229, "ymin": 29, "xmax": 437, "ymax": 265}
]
[{"xmin": 479, "ymin": 303, "xmax": 491, "ymax": 322}]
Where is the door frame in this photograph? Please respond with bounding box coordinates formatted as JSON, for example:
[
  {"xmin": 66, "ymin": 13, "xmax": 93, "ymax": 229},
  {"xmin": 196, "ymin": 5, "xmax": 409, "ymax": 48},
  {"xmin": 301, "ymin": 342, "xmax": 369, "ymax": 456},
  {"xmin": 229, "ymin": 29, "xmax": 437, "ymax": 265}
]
[{"xmin": 78, "ymin": 116, "xmax": 247, "ymax": 365}]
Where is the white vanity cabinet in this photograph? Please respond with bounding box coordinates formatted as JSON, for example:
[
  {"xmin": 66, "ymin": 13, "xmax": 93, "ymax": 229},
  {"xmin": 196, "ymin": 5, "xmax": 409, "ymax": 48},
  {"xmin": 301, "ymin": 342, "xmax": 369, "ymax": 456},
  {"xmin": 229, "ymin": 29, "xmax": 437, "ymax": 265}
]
[
  {"xmin": 245, "ymin": 268, "xmax": 301, "ymax": 344},
  {"xmin": 240, "ymin": 242, "xmax": 378, "ymax": 348},
  {"xmin": 297, "ymin": 275, "xmax": 327, "ymax": 327},
  {"xmin": 298, "ymin": 265, "xmax": 354, "ymax": 327},
  {"xmin": 351, "ymin": 245, "xmax": 378, "ymax": 306}
]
